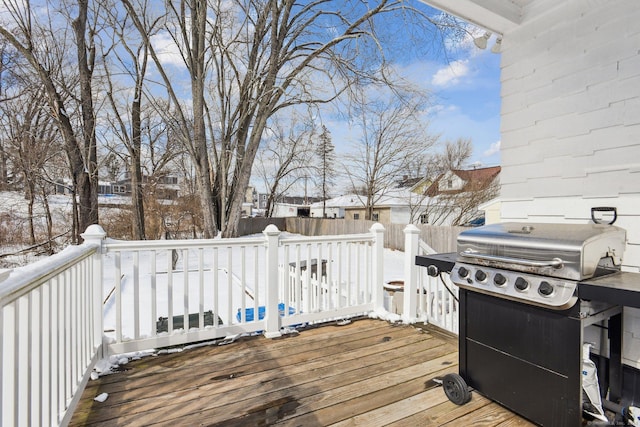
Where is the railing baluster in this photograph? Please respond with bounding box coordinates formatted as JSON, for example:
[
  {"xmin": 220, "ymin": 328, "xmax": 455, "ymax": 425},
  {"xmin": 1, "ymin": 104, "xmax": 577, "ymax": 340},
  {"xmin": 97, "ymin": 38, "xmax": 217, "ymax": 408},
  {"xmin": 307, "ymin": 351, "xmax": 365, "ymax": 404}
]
[
  {"xmin": 115, "ymin": 253, "xmax": 122, "ymax": 342},
  {"xmin": 283, "ymin": 245, "xmax": 290, "ymax": 316},
  {"xmin": 3, "ymin": 301, "xmax": 16, "ymax": 426},
  {"xmin": 241, "ymin": 246, "xmax": 246, "ymax": 323},
  {"xmin": 183, "ymin": 248, "xmax": 189, "ymax": 332},
  {"xmin": 228, "ymin": 248, "xmax": 234, "ymax": 323},
  {"xmin": 199, "ymin": 248, "xmax": 204, "ymax": 329},
  {"xmin": 31, "ymin": 287, "xmax": 40, "ymax": 425},
  {"xmin": 133, "ymin": 251, "xmax": 140, "ymax": 339},
  {"xmin": 151, "ymin": 251, "xmax": 157, "ymax": 336},
  {"xmin": 167, "ymin": 250, "xmax": 173, "ymax": 333},
  {"xmin": 213, "ymin": 247, "xmax": 219, "ymax": 329},
  {"xmin": 253, "ymin": 245, "xmax": 259, "ymax": 319},
  {"xmin": 41, "ymin": 280, "xmax": 51, "ymax": 426}
]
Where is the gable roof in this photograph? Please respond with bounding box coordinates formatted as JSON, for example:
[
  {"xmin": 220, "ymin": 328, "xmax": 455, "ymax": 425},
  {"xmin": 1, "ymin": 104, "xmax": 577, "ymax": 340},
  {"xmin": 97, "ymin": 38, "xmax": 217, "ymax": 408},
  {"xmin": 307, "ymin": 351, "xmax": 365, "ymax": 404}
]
[
  {"xmin": 310, "ymin": 189, "xmax": 429, "ymax": 209},
  {"xmin": 425, "ymin": 166, "xmax": 501, "ymax": 196}
]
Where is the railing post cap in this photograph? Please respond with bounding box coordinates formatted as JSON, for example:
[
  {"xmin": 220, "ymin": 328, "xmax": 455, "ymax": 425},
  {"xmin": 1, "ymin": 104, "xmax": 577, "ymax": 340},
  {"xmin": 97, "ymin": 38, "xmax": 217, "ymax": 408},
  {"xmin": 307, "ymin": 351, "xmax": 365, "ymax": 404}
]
[
  {"xmin": 370, "ymin": 223, "xmax": 385, "ymax": 232},
  {"xmin": 404, "ymin": 224, "xmax": 420, "ymax": 234},
  {"xmin": 263, "ymin": 224, "xmax": 281, "ymax": 236},
  {"xmin": 81, "ymin": 224, "xmax": 107, "ymax": 239}
]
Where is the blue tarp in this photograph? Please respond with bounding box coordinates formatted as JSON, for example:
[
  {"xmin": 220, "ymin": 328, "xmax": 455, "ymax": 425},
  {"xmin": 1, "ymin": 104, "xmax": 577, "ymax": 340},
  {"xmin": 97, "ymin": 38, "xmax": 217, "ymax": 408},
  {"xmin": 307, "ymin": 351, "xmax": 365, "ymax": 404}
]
[{"xmin": 237, "ymin": 303, "xmax": 296, "ymax": 322}]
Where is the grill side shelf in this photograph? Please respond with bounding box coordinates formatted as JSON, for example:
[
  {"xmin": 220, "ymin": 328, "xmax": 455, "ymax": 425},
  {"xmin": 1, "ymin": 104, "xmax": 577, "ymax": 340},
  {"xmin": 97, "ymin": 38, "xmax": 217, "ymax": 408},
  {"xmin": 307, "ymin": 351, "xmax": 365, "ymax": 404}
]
[
  {"xmin": 579, "ymin": 271, "xmax": 640, "ymax": 308},
  {"xmin": 415, "ymin": 252, "xmax": 456, "ymax": 274}
]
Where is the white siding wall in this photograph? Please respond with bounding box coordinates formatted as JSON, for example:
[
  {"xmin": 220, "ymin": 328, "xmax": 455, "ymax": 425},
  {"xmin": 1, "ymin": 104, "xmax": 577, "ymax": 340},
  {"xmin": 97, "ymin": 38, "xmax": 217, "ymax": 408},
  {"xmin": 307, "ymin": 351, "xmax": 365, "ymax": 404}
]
[{"xmin": 499, "ymin": 0, "xmax": 640, "ymax": 367}]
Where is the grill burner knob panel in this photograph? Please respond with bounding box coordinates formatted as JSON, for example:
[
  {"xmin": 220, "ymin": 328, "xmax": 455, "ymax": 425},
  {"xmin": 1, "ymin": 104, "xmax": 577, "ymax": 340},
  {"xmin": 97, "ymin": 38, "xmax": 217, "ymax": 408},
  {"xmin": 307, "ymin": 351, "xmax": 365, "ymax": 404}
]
[
  {"xmin": 538, "ymin": 281, "xmax": 554, "ymax": 296},
  {"xmin": 449, "ymin": 262, "xmax": 578, "ymax": 309},
  {"xmin": 515, "ymin": 277, "xmax": 529, "ymax": 291},
  {"xmin": 475, "ymin": 270, "xmax": 487, "ymax": 283}
]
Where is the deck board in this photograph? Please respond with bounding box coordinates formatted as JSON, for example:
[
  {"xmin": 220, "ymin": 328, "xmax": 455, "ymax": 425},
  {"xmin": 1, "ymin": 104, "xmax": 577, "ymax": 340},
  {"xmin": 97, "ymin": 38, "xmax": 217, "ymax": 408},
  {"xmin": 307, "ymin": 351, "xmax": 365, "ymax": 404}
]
[{"xmin": 70, "ymin": 318, "xmax": 536, "ymax": 426}]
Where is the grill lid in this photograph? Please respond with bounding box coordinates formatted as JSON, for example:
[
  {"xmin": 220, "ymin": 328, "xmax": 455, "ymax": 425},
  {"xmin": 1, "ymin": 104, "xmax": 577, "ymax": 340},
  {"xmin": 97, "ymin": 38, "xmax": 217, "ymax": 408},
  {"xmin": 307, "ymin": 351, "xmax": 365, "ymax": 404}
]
[{"xmin": 457, "ymin": 222, "xmax": 626, "ymax": 281}]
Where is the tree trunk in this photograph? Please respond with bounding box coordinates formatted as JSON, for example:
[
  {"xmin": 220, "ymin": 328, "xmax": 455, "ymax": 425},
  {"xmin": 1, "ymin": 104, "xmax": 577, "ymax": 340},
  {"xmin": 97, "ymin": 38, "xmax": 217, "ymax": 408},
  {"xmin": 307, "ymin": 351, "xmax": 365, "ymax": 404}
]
[
  {"xmin": 26, "ymin": 182, "xmax": 36, "ymax": 245},
  {"xmin": 72, "ymin": 0, "xmax": 98, "ymax": 236},
  {"xmin": 131, "ymin": 97, "xmax": 146, "ymax": 239},
  {"xmin": 191, "ymin": 0, "xmax": 218, "ymax": 238},
  {"xmin": 41, "ymin": 184, "xmax": 54, "ymax": 255}
]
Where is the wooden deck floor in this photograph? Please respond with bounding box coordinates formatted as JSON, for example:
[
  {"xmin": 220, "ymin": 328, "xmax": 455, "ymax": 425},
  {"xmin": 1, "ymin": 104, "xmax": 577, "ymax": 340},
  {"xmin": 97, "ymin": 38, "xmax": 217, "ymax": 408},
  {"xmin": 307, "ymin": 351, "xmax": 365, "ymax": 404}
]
[{"xmin": 70, "ymin": 318, "xmax": 536, "ymax": 426}]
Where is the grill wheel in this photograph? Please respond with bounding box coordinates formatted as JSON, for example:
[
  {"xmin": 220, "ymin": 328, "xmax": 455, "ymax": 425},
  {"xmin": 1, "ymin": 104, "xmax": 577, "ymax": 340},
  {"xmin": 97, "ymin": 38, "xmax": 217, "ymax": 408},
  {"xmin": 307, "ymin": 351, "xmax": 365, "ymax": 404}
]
[{"xmin": 443, "ymin": 373, "xmax": 471, "ymax": 405}]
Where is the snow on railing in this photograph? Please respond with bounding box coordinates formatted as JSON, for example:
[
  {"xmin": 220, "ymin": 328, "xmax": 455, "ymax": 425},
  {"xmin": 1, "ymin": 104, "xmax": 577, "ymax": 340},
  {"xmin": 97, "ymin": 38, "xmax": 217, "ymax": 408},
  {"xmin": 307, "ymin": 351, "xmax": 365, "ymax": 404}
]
[{"xmin": 0, "ymin": 226, "xmax": 104, "ymax": 427}]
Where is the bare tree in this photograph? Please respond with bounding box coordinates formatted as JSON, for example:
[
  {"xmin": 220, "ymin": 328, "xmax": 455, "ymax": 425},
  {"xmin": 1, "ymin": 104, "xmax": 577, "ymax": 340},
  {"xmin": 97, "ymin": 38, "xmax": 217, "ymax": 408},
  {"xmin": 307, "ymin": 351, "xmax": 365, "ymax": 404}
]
[
  {"xmin": 99, "ymin": 0, "xmax": 159, "ymax": 239},
  {"xmin": 344, "ymin": 90, "xmax": 438, "ymax": 220},
  {"xmin": 0, "ymin": 86, "xmax": 59, "ymax": 245},
  {"xmin": 254, "ymin": 115, "xmax": 316, "ymax": 217},
  {"xmin": 120, "ymin": 0, "xmax": 459, "ymax": 237},
  {"xmin": 315, "ymin": 125, "xmax": 336, "ymax": 218},
  {"xmin": 0, "ymin": 0, "xmax": 100, "ymax": 242}
]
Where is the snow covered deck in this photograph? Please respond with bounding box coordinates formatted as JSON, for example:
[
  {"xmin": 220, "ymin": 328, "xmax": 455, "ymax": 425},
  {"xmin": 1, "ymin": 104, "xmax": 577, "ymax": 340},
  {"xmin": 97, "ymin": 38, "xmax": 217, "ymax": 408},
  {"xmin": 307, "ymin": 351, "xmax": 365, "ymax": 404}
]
[{"xmin": 69, "ymin": 318, "xmax": 533, "ymax": 426}]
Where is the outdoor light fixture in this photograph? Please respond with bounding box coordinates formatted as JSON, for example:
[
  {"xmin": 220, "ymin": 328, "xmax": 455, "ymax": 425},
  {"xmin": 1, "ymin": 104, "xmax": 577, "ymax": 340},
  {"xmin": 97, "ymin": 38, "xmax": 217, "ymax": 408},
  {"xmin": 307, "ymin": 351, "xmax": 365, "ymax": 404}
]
[
  {"xmin": 473, "ymin": 31, "xmax": 491, "ymax": 49},
  {"xmin": 491, "ymin": 37, "xmax": 502, "ymax": 54}
]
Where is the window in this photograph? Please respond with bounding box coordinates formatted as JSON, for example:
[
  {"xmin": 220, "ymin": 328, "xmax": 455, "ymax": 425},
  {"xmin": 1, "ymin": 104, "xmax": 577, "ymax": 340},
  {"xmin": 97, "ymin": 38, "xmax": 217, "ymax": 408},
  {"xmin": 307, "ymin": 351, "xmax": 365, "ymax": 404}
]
[
  {"xmin": 353, "ymin": 213, "xmax": 360, "ymax": 220},
  {"xmin": 372, "ymin": 213, "xmax": 379, "ymax": 221}
]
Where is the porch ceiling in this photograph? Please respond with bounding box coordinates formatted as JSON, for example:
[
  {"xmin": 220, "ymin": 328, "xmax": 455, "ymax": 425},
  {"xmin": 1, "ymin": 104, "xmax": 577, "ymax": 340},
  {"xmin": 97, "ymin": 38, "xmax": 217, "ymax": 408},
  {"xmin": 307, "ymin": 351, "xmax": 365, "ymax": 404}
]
[{"xmin": 419, "ymin": 0, "xmax": 533, "ymax": 34}]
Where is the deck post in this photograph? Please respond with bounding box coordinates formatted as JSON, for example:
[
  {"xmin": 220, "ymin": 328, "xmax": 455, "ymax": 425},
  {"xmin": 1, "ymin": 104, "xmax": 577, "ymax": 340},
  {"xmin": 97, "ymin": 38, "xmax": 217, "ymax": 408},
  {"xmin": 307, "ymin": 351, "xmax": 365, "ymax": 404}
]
[
  {"xmin": 81, "ymin": 224, "xmax": 107, "ymax": 357},
  {"xmin": 402, "ymin": 224, "xmax": 420, "ymax": 323},
  {"xmin": 370, "ymin": 223, "xmax": 385, "ymax": 312},
  {"xmin": 263, "ymin": 225, "xmax": 282, "ymax": 338}
]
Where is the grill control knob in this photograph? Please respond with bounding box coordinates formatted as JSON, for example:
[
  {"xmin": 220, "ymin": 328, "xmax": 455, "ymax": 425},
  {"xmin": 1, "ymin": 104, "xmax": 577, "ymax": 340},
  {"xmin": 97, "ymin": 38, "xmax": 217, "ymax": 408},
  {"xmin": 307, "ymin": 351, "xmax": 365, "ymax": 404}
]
[
  {"xmin": 475, "ymin": 270, "xmax": 487, "ymax": 282},
  {"xmin": 494, "ymin": 273, "xmax": 507, "ymax": 287},
  {"xmin": 538, "ymin": 281, "xmax": 554, "ymax": 296},
  {"xmin": 515, "ymin": 277, "xmax": 529, "ymax": 291},
  {"xmin": 458, "ymin": 266, "xmax": 469, "ymax": 278}
]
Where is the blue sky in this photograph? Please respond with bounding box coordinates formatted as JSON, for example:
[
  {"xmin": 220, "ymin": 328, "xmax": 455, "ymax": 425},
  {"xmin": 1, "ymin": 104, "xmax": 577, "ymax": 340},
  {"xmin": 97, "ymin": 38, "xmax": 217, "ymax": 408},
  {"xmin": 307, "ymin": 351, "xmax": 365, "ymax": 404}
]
[
  {"xmin": 327, "ymin": 26, "xmax": 503, "ymax": 170},
  {"xmin": 426, "ymin": 48, "xmax": 502, "ymax": 167}
]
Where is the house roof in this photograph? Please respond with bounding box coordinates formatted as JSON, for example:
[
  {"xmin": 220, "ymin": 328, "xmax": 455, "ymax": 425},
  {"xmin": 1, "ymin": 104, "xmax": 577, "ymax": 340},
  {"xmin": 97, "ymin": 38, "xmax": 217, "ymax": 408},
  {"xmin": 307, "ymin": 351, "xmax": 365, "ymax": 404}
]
[
  {"xmin": 418, "ymin": 0, "xmax": 535, "ymax": 34},
  {"xmin": 310, "ymin": 189, "xmax": 429, "ymax": 209},
  {"xmin": 425, "ymin": 165, "xmax": 501, "ymax": 196}
]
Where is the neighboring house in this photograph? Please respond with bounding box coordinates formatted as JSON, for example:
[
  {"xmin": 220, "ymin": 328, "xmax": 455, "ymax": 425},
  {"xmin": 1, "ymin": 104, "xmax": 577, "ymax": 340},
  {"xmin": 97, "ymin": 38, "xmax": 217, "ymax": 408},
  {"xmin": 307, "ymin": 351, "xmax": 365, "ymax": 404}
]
[
  {"xmin": 272, "ymin": 202, "xmax": 310, "ymax": 218},
  {"xmin": 421, "ymin": 166, "xmax": 501, "ymax": 226},
  {"xmin": 309, "ymin": 194, "xmax": 351, "ymax": 219},
  {"xmin": 425, "ymin": 166, "xmax": 501, "ymax": 197},
  {"xmin": 104, "ymin": 174, "xmax": 180, "ymax": 200},
  {"xmin": 311, "ymin": 190, "xmax": 428, "ymax": 225}
]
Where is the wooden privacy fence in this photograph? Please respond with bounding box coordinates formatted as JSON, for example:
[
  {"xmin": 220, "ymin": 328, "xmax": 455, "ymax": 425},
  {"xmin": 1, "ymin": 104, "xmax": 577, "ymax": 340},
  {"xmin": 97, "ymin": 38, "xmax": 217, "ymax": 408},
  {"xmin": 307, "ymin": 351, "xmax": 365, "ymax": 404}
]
[{"xmin": 239, "ymin": 217, "xmax": 466, "ymax": 253}]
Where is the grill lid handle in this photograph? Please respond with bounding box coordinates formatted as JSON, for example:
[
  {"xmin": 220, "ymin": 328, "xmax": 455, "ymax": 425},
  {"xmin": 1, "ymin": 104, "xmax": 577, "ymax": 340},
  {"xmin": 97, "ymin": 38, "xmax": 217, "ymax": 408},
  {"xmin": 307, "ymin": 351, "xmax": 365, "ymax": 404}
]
[
  {"xmin": 460, "ymin": 250, "xmax": 564, "ymax": 269},
  {"xmin": 591, "ymin": 207, "xmax": 617, "ymax": 225}
]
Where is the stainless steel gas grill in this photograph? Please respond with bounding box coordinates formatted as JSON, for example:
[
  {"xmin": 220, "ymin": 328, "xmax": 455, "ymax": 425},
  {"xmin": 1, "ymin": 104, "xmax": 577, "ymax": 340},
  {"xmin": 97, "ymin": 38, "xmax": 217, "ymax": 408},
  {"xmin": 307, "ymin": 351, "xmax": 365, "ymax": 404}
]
[
  {"xmin": 416, "ymin": 212, "xmax": 640, "ymax": 426},
  {"xmin": 452, "ymin": 222, "xmax": 626, "ymax": 309}
]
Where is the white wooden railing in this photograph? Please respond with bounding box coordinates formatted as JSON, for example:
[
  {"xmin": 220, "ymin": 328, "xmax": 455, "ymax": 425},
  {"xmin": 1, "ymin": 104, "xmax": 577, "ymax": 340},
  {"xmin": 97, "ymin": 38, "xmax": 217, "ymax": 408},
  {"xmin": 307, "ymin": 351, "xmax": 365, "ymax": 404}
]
[
  {"xmin": 0, "ymin": 229, "xmax": 104, "ymax": 427},
  {"xmin": 96, "ymin": 223, "xmax": 385, "ymax": 353},
  {"xmin": 0, "ymin": 222, "xmax": 459, "ymax": 427}
]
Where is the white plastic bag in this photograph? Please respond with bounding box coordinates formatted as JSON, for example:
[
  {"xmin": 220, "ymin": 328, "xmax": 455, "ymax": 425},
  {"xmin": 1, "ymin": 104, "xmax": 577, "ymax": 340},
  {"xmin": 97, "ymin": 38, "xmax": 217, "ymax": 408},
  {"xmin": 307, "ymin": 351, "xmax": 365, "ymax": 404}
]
[
  {"xmin": 582, "ymin": 343, "xmax": 608, "ymax": 422},
  {"xmin": 624, "ymin": 406, "xmax": 640, "ymax": 426}
]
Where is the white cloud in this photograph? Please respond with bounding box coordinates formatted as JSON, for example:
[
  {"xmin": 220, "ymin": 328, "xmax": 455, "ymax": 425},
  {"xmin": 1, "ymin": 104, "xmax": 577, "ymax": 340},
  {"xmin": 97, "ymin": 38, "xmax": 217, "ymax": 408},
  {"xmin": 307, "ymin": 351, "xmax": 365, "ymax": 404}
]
[
  {"xmin": 431, "ymin": 59, "xmax": 470, "ymax": 88},
  {"xmin": 483, "ymin": 140, "xmax": 501, "ymax": 157},
  {"xmin": 150, "ymin": 32, "xmax": 186, "ymax": 68}
]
